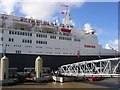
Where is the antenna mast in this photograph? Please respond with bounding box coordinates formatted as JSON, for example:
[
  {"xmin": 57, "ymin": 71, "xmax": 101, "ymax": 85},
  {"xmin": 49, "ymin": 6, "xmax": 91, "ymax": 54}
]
[{"xmin": 61, "ymin": 5, "xmax": 72, "ymax": 26}]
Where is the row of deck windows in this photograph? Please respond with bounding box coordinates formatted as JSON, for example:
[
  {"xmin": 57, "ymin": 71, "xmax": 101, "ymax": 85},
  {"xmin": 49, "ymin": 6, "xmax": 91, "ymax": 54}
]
[
  {"xmin": 35, "ymin": 52, "xmax": 75, "ymax": 55},
  {"xmin": 16, "ymin": 50, "xmax": 21, "ymax": 54},
  {"xmin": 22, "ymin": 39, "xmax": 32, "ymax": 43},
  {"xmin": 35, "ymin": 47, "xmax": 69, "ymax": 50},
  {"xmin": 36, "ymin": 34, "xmax": 47, "ymax": 38},
  {"xmin": 1, "ymin": 37, "xmax": 80, "ymax": 45},
  {"xmin": 36, "ymin": 34, "xmax": 56, "ymax": 39},
  {"xmin": 34, "ymin": 32, "xmax": 79, "ymax": 42},
  {"xmin": 74, "ymin": 38, "xmax": 80, "ymax": 42},
  {"xmin": 0, "ymin": 44, "xmax": 76, "ymax": 54},
  {"xmin": 50, "ymin": 35, "xmax": 56, "ymax": 39},
  {"xmin": 6, "ymin": 30, "xmax": 80, "ymax": 42},
  {"xmin": 14, "ymin": 45, "xmax": 21, "ymax": 47},
  {"xmin": 9, "ymin": 31, "xmax": 32, "ymax": 36},
  {"xmin": 59, "ymin": 36, "xmax": 71, "ymax": 41},
  {"xmin": 36, "ymin": 41, "xmax": 47, "ymax": 44},
  {"xmin": 1, "ymin": 37, "xmax": 16, "ymax": 42},
  {"xmin": 25, "ymin": 46, "xmax": 32, "ymax": 48},
  {"xmin": 0, "ymin": 44, "xmax": 32, "ymax": 48},
  {"xmin": 0, "ymin": 44, "xmax": 16, "ymax": 47},
  {"xmin": 1, "ymin": 15, "xmax": 8, "ymax": 20}
]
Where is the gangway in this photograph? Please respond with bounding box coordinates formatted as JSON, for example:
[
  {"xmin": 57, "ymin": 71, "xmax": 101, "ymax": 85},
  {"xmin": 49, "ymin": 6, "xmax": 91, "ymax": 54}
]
[{"xmin": 57, "ymin": 57, "xmax": 120, "ymax": 77}]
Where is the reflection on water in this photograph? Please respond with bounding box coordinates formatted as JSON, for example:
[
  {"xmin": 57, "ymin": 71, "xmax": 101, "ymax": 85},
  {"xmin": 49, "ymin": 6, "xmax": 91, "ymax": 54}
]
[
  {"xmin": 2, "ymin": 78, "xmax": 120, "ymax": 88},
  {"xmin": 2, "ymin": 81, "xmax": 107, "ymax": 88}
]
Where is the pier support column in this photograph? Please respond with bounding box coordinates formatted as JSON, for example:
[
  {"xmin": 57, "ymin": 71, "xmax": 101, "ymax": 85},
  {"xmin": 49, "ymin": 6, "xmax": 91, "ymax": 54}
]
[
  {"xmin": 0, "ymin": 56, "xmax": 9, "ymax": 80},
  {"xmin": 35, "ymin": 56, "xmax": 43, "ymax": 78}
]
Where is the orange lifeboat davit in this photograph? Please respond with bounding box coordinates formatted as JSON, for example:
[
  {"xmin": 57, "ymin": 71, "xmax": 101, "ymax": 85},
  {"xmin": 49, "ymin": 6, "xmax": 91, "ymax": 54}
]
[{"xmin": 61, "ymin": 28, "xmax": 71, "ymax": 33}]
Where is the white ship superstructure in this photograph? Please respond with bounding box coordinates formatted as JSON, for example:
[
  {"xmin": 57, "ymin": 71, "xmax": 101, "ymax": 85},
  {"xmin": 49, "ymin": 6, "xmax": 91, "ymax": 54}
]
[{"xmin": 0, "ymin": 7, "xmax": 119, "ymax": 70}]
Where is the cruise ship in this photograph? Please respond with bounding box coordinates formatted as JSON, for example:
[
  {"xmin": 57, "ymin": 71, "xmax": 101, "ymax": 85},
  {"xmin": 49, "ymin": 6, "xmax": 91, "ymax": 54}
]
[{"xmin": 0, "ymin": 7, "xmax": 119, "ymax": 70}]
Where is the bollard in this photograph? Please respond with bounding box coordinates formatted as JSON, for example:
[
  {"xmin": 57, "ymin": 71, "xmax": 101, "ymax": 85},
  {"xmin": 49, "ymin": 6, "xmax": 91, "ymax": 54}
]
[
  {"xmin": 60, "ymin": 77, "xmax": 64, "ymax": 83},
  {"xmin": 35, "ymin": 56, "xmax": 43, "ymax": 78},
  {"xmin": 0, "ymin": 56, "xmax": 9, "ymax": 80}
]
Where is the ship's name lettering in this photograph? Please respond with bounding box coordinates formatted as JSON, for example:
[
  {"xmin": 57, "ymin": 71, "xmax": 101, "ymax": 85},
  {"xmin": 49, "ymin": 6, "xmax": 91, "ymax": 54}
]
[{"xmin": 84, "ymin": 45, "xmax": 96, "ymax": 48}]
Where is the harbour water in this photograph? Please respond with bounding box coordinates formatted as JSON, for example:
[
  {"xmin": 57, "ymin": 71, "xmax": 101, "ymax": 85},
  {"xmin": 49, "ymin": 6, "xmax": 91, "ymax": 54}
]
[{"xmin": 1, "ymin": 78, "xmax": 120, "ymax": 89}]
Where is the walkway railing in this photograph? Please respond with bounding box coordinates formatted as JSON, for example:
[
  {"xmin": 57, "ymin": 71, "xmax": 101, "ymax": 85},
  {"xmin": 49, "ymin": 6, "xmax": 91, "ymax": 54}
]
[{"xmin": 58, "ymin": 57, "xmax": 120, "ymax": 77}]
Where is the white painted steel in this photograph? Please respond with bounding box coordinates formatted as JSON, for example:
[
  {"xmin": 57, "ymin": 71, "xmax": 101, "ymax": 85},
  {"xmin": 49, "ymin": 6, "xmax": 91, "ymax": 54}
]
[
  {"xmin": 58, "ymin": 57, "xmax": 120, "ymax": 77},
  {"xmin": 0, "ymin": 11, "xmax": 119, "ymax": 56}
]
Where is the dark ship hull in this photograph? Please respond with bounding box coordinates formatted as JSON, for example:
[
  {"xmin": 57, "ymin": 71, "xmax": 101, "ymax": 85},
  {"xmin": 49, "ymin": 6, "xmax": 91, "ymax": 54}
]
[{"xmin": 0, "ymin": 53, "xmax": 117, "ymax": 71}]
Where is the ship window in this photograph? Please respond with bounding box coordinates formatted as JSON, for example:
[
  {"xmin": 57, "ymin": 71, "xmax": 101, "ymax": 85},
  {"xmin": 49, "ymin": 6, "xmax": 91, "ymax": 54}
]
[
  {"xmin": 20, "ymin": 28, "xmax": 24, "ymax": 30},
  {"xmin": 59, "ymin": 36, "xmax": 71, "ymax": 41},
  {"xmin": 14, "ymin": 45, "xmax": 21, "ymax": 47},
  {"xmin": 25, "ymin": 46, "xmax": 32, "ymax": 48},
  {"xmin": 63, "ymin": 53, "xmax": 68, "ymax": 54},
  {"xmin": 9, "ymin": 31, "xmax": 11, "ymax": 34},
  {"xmin": 29, "ymin": 51, "xmax": 32, "ymax": 53},
  {"xmin": 55, "ymin": 52, "xmax": 60, "ymax": 54},
  {"xmin": 16, "ymin": 31, "xmax": 19, "ymax": 35},
  {"xmin": 30, "ymin": 33, "xmax": 32, "ymax": 36},
  {"xmin": 9, "ymin": 38, "xmax": 14, "ymax": 42},
  {"xmin": 1, "ymin": 16, "xmax": 4, "ymax": 19},
  {"xmin": 46, "ymin": 52, "xmax": 52, "ymax": 54},
  {"xmin": 50, "ymin": 35, "xmax": 56, "ymax": 39},
  {"xmin": 22, "ymin": 39, "xmax": 24, "ymax": 43},
  {"xmin": 6, "ymin": 44, "xmax": 9, "ymax": 46},
  {"xmin": 36, "ymin": 34, "xmax": 47, "ymax": 38},
  {"xmin": 36, "ymin": 51, "xmax": 43, "ymax": 53},
  {"xmin": 36, "ymin": 34, "xmax": 38, "ymax": 37},
  {"xmin": 1, "ymin": 16, "xmax": 7, "ymax": 20},
  {"xmin": 20, "ymin": 32, "xmax": 22, "ymax": 35},
  {"xmin": 20, "ymin": 18, "xmax": 23, "ymax": 21},
  {"xmin": 12, "ymin": 31, "xmax": 14, "ymax": 34},
  {"xmin": 8, "ymin": 31, "xmax": 32, "ymax": 36},
  {"xmin": 9, "ymin": 38, "xmax": 11, "ymax": 42},
  {"xmin": 74, "ymin": 38, "xmax": 80, "ymax": 42},
  {"xmin": 1, "ymin": 37, "xmax": 3, "ymax": 41},
  {"xmin": 36, "ymin": 40, "xmax": 47, "ymax": 44},
  {"xmin": 16, "ymin": 50, "xmax": 21, "ymax": 54},
  {"xmin": 22, "ymin": 32, "xmax": 24, "ymax": 35},
  {"xmin": 55, "ymin": 48, "xmax": 60, "ymax": 49},
  {"xmin": 41, "ymin": 34, "xmax": 47, "ymax": 38},
  {"xmin": 36, "ymin": 46, "xmax": 42, "ymax": 48},
  {"xmin": 70, "ymin": 25, "xmax": 73, "ymax": 28},
  {"xmin": 27, "ymin": 33, "xmax": 29, "ymax": 36},
  {"xmin": 15, "ymin": 31, "xmax": 17, "ymax": 35},
  {"xmin": 25, "ymin": 40, "xmax": 27, "ymax": 43},
  {"xmin": 2, "ymin": 29, "xmax": 4, "ymax": 33},
  {"xmin": 46, "ymin": 47, "xmax": 52, "ymax": 49},
  {"xmin": 27, "ymin": 40, "xmax": 29, "ymax": 43},
  {"xmin": 36, "ymin": 41, "xmax": 38, "ymax": 44},
  {"xmin": 30, "ymin": 40, "xmax": 32, "ymax": 43},
  {"xmin": 22, "ymin": 39, "xmax": 32, "ymax": 43},
  {"xmin": 25, "ymin": 32, "xmax": 27, "ymax": 36}
]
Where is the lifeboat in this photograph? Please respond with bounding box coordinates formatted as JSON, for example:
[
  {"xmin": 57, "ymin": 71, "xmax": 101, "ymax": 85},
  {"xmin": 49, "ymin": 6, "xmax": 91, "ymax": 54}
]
[{"xmin": 61, "ymin": 28, "xmax": 71, "ymax": 33}]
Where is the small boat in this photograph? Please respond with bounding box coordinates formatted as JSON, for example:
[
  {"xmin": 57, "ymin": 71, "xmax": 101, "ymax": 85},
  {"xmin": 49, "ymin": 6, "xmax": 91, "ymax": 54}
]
[{"xmin": 61, "ymin": 28, "xmax": 71, "ymax": 33}]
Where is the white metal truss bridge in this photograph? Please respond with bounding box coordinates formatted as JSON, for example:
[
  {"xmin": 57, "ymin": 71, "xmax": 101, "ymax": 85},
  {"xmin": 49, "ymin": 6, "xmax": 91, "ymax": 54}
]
[{"xmin": 58, "ymin": 57, "xmax": 120, "ymax": 77}]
